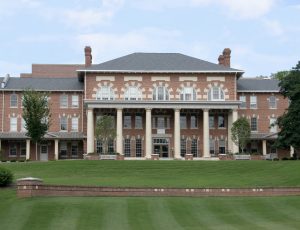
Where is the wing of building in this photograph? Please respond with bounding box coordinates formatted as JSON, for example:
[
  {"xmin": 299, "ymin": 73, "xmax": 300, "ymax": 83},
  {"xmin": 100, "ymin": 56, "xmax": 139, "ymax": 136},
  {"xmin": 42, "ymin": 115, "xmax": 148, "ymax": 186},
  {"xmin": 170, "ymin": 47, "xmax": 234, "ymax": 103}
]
[{"xmin": 0, "ymin": 47, "xmax": 291, "ymax": 161}]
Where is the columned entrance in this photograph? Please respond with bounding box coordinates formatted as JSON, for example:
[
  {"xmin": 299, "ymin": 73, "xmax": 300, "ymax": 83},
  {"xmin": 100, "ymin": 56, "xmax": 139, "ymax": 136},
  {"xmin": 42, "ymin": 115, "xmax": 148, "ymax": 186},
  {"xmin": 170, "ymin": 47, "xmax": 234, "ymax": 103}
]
[{"xmin": 153, "ymin": 138, "xmax": 169, "ymax": 158}]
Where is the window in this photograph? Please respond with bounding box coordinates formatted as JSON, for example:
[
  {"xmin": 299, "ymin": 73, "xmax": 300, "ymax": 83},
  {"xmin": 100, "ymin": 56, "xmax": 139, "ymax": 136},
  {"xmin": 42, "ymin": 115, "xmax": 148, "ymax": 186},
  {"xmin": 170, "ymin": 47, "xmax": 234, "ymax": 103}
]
[
  {"xmin": 71, "ymin": 117, "xmax": 78, "ymax": 132},
  {"xmin": 136, "ymin": 138, "xmax": 142, "ymax": 157},
  {"xmin": 250, "ymin": 95, "xmax": 257, "ymax": 109},
  {"xmin": 71, "ymin": 142, "xmax": 78, "ymax": 157},
  {"xmin": 72, "ymin": 95, "xmax": 79, "ymax": 108},
  {"xmin": 124, "ymin": 139, "xmax": 131, "ymax": 157},
  {"xmin": 108, "ymin": 139, "xmax": 114, "ymax": 154},
  {"xmin": 96, "ymin": 140, "xmax": 103, "ymax": 154},
  {"xmin": 218, "ymin": 115, "xmax": 225, "ymax": 128},
  {"xmin": 10, "ymin": 94, "xmax": 18, "ymax": 108},
  {"xmin": 209, "ymin": 138, "xmax": 215, "ymax": 155},
  {"xmin": 251, "ymin": 141, "xmax": 258, "ymax": 153},
  {"xmin": 250, "ymin": 117, "xmax": 257, "ymax": 131},
  {"xmin": 9, "ymin": 143, "xmax": 17, "ymax": 157},
  {"xmin": 209, "ymin": 115, "xmax": 215, "ymax": 129},
  {"xmin": 208, "ymin": 87, "xmax": 224, "ymax": 101},
  {"xmin": 124, "ymin": 86, "xmax": 142, "ymax": 100},
  {"xmin": 135, "ymin": 114, "xmax": 143, "ymax": 129},
  {"xmin": 10, "ymin": 117, "xmax": 17, "ymax": 132},
  {"xmin": 180, "ymin": 114, "xmax": 187, "ymax": 129},
  {"xmin": 124, "ymin": 114, "xmax": 131, "ymax": 129},
  {"xmin": 270, "ymin": 118, "xmax": 277, "ymax": 133},
  {"xmin": 180, "ymin": 87, "xmax": 196, "ymax": 101},
  {"xmin": 239, "ymin": 95, "xmax": 246, "ymax": 109},
  {"xmin": 152, "ymin": 117, "xmax": 170, "ymax": 129},
  {"xmin": 269, "ymin": 96, "xmax": 277, "ymax": 109},
  {"xmin": 60, "ymin": 116, "xmax": 68, "ymax": 131},
  {"xmin": 20, "ymin": 142, "xmax": 26, "ymax": 157},
  {"xmin": 96, "ymin": 86, "xmax": 115, "ymax": 100},
  {"xmin": 60, "ymin": 95, "xmax": 68, "ymax": 108},
  {"xmin": 153, "ymin": 86, "xmax": 169, "ymax": 101},
  {"xmin": 191, "ymin": 139, "xmax": 198, "ymax": 157},
  {"xmin": 180, "ymin": 138, "xmax": 186, "ymax": 157},
  {"xmin": 21, "ymin": 118, "xmax": 26, "ymax": 132},
  {"xmin": 219, "ymin": 139, "xmax": 226, "ymax": 154},
  {"xmin": 60, "ymin": 142, "xmax": 67, "ymax": 157},
  {"xmin": 190, "ymin": 115, "xmax": 198, "ymax": 129}
]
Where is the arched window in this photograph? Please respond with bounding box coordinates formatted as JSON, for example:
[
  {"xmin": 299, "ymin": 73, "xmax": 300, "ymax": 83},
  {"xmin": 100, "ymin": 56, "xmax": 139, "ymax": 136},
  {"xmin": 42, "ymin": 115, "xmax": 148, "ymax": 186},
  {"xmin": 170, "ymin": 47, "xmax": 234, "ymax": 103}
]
[
  {"xmin": 124, "ymin": 86, "xmax": 142, "ymax": 100},
  {"xmin": 208, "ymin": 87, "xmax": 224, "ymax": 101},
  {"xmin": 153, "ymin": 86, "xmax": 169, "ymax": 101},
  {"xmin": 96, "ymin": 86, "xmax": 115, "ymax": 100},
  {"xmin": 180, "ymin": 87, "xmax": 196, "ymax": 101}
]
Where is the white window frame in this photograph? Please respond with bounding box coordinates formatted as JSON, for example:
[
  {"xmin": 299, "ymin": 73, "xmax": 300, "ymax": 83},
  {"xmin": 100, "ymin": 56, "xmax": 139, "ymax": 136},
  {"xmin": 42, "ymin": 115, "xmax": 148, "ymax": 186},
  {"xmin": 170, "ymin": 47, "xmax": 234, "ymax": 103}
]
[
  {"xmin": 10, "ymin": 117, "xmax": 17, "ymax": 132},
  {"xmin": 180, "ymin": 138, "xmax": 187, "ymax": 157},
  {"xmin": 190, "ymin": 115, "xmax": 198, "ymax": 129},
  {"xmin": 71, "ymin": 117, "xmax": 79, "ymax": 132},
  {"xmin": 135, "ymin": 138, "xmax": 142, "ymax": 157},
  {"xmin": 60, "ymin": 116, "xmax": 68, "ymax": 131},
  {"xmin": 135, "ymin": 114, "xmax": 143, "ymax": 129},
  {"xmin": 71, "ymin": 142, "xmax": 78, "ymax": 157},
  {"xmin": 218, "ymin": 115, "xmax": 225, "ymax": 128},
  {"xmin": 10, "ymin": 94, "xmax": 18, "ymax": 108},
  {"xmin": 191, "ymin": 139, "xmax": 198, "ymax": 157},
  {"xmin": 239, "ymin": 95, "xmax": 246, "ymax": 109},
  {"xmin": 96, "ymin": 86, "xmax": 115, "ymax": 100},
  {"xmin": 180, "ymin": 114, "xmax": 187, "ymax": 129},
  {"xmin": 180, "ymin": 87, "xmax": 196, "ymax": 101},
  {"xmin": 71, "ymin": 95, "xmax": 79, "ymax": 108},
  {"xmin": 20, "ymin": 142, "xmax": 26, "ymax": 157},
  {"xmin": 219, "ymin": 139, "xmax": 226, "ymax": 154},
  {"xmin": 208, "ymin": 87, "xmax": 224, "ymax": 101},
  {"xmin": 124, "ymin": 138, "xmax": 131, "ymax": 157},
  {"xmin": 270, "ymin": 118, "xmax": 277, "ymax": 133},
  {"xmin": 9, "ymin": 143, "xmax": 17, "ymax": 157},
  {"xmin": 250, "ymin": 95, "xmax": 257, "ymax": 109},
  {"xmin": 269, "ymin": 96, "xmax": 277, "ymax": 109},
  {"xmin": 153, "ymin": 86, "xmax": 169, "ymax": 101},
  {"xmin": 250, "ymin": 117, "xmax": 257, "ymax": 131},
  {"xmin": 124, "ymin": 86, "xmax": 142, "ymax": 100},
  {"xmin": 60, "ymin": 94, "xmax": 68, "ymax": 108},
  {"xmin": 124, "ymin": 114, "xmax": 131, "ymax": 129},
  {"xmin": 60, "ymin": 141, "xmax": 67, "ymax": 157},
  {"xmin": 209, "ymin": 115, "xmax": 215, "ymax": 129}
]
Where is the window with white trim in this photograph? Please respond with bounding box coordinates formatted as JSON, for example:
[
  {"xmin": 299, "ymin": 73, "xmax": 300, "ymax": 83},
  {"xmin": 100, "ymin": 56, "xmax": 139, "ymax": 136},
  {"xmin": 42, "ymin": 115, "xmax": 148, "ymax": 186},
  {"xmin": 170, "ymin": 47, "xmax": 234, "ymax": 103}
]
[
  {"xmin": 208, "ymin": 87, "xmax": 224, "ymax": 101},
  {"xmin": 10, "ymin": 117, "xmax": 17, "ymax": 132},
  {"xmin": 180, "ymin": 87, "xmax": 196, "ymax": 101},
  {"xmin": 269, "ymin": 96, "xmax": 277, "ymax": 109},
  {"xmin": 250, "ymin": 95, "xmax": 257, "ymax": 109},
  {"xmin": 72, "ymin": 95, "xmax": 79, "ymax": 108},
  {"xmin": 152, "ymin": 116, "xmax": 170, "ymax": 129},
  {"xmin": 124, "ymin": 86, "xmax": 142, "ymax": 100},
  {"xmin": 10, "ymin": 94, "xmax": 18, "ymax": 108},
  {"xmin": 71, "ymin": 117, "xmax": 78, "ymax": 132},
  {"xmin": 218, "ymin": 115, "xmax": 225, "ymax": 128},
  {"xmin": 60, "ymin": 95, "xmax": 68, "ymax": 108},
  {"xmin": 191, "ymin": 139, "xmax": 198, "ymax": 157},
  {"xmin": 239, "ymin": 95, "xmax": 246, "ymax": 108},
  {"xmin": 96, "ymin": 86, "xmax": 115, "ymax": 100},
  {"xmin": 71, "ymin": 142, "xmax": 78, "ymax": 157},
  {"xmin": 9, "ymin": 143, "xmax": 17, "ymax": 157},
  {"xmin": 180, "ymin": 138, "xmax": 186, "ymax": 157},
  {"xmin": 108, "ymin": 139, "xmax": 114, "ymax": 154},
  {"xmin": 20, "ymin": 142, "xmax": 26, "ymax": 157},
  {"xmin": 180, "ymin": 114, "xmax": 187, "ymax": 129},
  {"xmin": 96, "ymin": 140, "xmax": 103, "ymax": 154},
  {"xmin": 153, "ymin": 86, "xmax": 169, "ymax": 101},
  {"xmin": 136, "ymin": 138, "xmax": 142, "ymax": 157},
  {"xmin": 124, "ymin": 114, "xmax": 131, "ymax": 129},
  {"xmin": 250, "ymin": 117, "xmax": 257, "ymax": 131},
  {"xmin": 190, "ymin": 115, "xmax": 198, "ymax": 129},
  {"xmin": 60, "ymin": 116, "xmax": 68, "ymax": 131},
  {"xmin": 124, "ymin": 139, "xmax": 131, "ymax": 157},
  {"xmin": 60, "ymin": 141, "xmax": 67, "ymax": 157},
  {"xmin": 270, "ymin": 118, "xmax": 277, "ymax": 133},
  {"xmin": 209, "ymin": 138, "xmax": 215, "ymax": 155},
  {"xmin": 209, "ymin": 115, "xmax": 215, "ymax": 129},
  {"xmin": 135, "ymin": 114, "xmax": 142, "ymax": 129},
  {"xmin": 219, "ymin": 139, "xmax": 226, "ymax": 154},
  {"xmin": 251, "ymin": 141, "xmax": 258, "ymax": 153}
]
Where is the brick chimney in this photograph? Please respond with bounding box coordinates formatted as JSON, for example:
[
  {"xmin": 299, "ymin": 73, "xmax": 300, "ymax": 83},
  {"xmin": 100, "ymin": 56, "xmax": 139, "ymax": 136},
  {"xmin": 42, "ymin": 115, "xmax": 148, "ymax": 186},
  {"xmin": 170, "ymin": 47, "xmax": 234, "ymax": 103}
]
[
  {"xmin": 84, "ymin": 46, "xmax": 92, "ymax": 67},
  {"xmin": 218, "ymin": 55, "xmax": 225, "ymax": 66},
  {"xmin": 222, "ymin": 48, "xmax": 231, "ymax": 67}
]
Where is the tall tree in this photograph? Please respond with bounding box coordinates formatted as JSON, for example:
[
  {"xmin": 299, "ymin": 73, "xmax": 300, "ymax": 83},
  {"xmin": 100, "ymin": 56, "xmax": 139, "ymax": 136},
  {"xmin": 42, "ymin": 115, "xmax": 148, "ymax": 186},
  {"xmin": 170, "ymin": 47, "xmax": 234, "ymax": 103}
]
[
  {"xmin": 231, "ymin": 117, "xmax": 251, "ymax": 153},
  {"xmin": 95, "ymin": 115, "xmax": 116, "ymax": 155},
  {"xmin": 276, "ymin": 61, "xmax": 300, "ymax": 154},
  {"xmin": 22, "ymin": 90, "xmax": 51, "ymax": 160}
]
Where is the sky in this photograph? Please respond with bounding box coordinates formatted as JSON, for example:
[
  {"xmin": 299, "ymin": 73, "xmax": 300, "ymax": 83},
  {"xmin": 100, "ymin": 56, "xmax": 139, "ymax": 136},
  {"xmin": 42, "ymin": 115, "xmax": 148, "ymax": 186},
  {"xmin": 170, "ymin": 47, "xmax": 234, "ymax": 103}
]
[{"xmin": 0, "ymin": 0, "xmax": 300, "ymax": 77}]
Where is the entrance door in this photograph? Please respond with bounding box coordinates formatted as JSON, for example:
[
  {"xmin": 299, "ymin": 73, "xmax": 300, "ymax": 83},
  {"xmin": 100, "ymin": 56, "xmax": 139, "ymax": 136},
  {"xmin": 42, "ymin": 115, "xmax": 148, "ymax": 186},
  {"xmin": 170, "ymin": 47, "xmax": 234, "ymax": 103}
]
[
  {"xmin": 40, "ymin": 144, "xmax": 48, "ymax": 161},
  {"xmin": 154, "ymin": 144, "xmax": 169, "ymax": 158}
]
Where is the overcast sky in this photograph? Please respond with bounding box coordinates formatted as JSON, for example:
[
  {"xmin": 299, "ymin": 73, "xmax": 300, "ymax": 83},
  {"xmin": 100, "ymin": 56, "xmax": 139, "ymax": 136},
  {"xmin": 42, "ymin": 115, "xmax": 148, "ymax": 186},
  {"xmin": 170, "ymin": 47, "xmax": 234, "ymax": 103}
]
[{"xmin": 0, "ymin": 0, "xmax": 299, "ymax": 77}]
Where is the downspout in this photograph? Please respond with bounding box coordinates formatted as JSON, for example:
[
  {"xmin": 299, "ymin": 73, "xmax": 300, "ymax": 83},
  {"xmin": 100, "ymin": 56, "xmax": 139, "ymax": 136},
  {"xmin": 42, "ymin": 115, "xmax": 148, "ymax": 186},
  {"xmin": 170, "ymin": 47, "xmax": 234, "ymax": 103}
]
[
  {"xmin": 2, "ymin": 90, "xmax": 4, "ymax": 132},
  {"xmin": 234, "ymin": 72, "xmax": 237, "ymax": 101}
]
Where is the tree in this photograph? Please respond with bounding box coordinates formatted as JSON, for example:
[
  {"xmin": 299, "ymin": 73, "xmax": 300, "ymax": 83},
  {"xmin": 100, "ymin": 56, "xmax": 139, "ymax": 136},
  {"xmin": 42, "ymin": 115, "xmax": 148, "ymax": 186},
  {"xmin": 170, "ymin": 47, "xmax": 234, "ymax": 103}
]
[
  {"xmin": 22, "ymin": 90, "xmax": 51, "ymax": 160},
  {"xmin": 271, "ymin": 70, "xmax": 290, "ymax": 80},
  {"xmin": 275, "ymin": 61, "xmax": 300, "ymax": 155},
  {"xmin": 95, "ymin": 115, "xmax": 116, "ymax": 155},
  {"xmin": 231, "ymin": 117, "xmax": 251, "ymax": 153}
]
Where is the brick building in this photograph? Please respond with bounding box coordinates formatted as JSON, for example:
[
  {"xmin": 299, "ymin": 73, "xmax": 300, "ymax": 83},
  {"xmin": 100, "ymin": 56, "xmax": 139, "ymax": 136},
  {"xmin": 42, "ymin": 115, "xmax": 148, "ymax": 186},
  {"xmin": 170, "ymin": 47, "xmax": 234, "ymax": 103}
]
[{"xmin": 0, "ymin": 47, "xmax": 291, "ymax": 160}]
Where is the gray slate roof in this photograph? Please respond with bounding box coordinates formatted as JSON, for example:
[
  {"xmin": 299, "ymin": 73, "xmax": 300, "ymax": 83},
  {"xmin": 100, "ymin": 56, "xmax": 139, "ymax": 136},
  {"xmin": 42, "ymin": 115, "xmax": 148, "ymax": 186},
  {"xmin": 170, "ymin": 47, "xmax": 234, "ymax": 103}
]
[
  {"xmin": 79, "ymin": 53, "xmax": 243, "ymax": 73},
  {"xmin": 0, "ymin": 132, "xmax": 85, "ymax": 139},
  {"xmin": 1, "ymin": 77, "xmax": 83, "ymax": 91},
  {"xmin": 237, "ymin": 78, "xmax": 280, "ymax": 92}
]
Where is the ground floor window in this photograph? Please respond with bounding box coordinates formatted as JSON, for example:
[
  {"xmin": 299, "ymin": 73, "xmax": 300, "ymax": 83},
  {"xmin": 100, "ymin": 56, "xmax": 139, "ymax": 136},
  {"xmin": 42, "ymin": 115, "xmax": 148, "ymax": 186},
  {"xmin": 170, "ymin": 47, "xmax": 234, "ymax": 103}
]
[
  {"xmin": 191, "ymin": 139, "xmax": 198, "ymax": 157},
  {"xmin": 180, "ymin": 138, "xmax": 186, "ymax": 157},
  {"xmin": 20, "ymin": 142, "xmax": 26, "ymax": 157},
  {"xmin": 71, "ymin": 142, "xmax": 78, "ymax": 157},
  {"xmin": 251, "ymin": 141, "xmax": 258, "ymax": 153},
  {"xmin": 9, "ymin": 143, "xmax": 17, "ymax": 157},
  {"xmin": 124, "ymin": 139, "xmax": 131, "ymax": 157},
  {"xmin": 108, "ymin": 139, "xmax": 115, "ymax": 154},
  {"xmin": 219, "ymin": 139, "xmax": 226, "ymax": 154},
  {"xmin": 209, "ymin": 139, "xmax": 215, "ymax": 155},
  {"xmin": 136, "ymin": 138, "xmax": 142, "ymax": 157},
  {"xmin": 97, "ymin": 139, "xmax": 115, "ymax": 154},
  {"xmin": 60, "ymin": 141, "xmax": 67, "ymax": 157},
  {"xmin": 96, "ymin": 140, "xmax": 102, "ymax": 154}
]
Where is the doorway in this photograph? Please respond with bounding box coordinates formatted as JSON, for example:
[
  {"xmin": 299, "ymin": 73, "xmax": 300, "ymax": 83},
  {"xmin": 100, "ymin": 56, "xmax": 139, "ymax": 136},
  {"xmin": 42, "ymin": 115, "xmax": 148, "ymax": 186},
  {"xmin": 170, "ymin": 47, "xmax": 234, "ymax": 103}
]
[
  {"xmin": 40, "ymin": 144, "xmax": 48, "ymax": 161},
  {"xmin": 153, "ymin": 138, "xmax": 169, "ymax": 158}
]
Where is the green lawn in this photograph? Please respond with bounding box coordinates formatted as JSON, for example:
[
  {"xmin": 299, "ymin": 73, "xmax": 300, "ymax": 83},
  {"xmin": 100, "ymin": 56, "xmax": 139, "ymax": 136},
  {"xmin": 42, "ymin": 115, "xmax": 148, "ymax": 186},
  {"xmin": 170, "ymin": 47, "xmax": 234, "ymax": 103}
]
[
  {"xmin": 0, "ymin": 189, "xmax": 299, "ymax": 230},
  {"xmin": 1, "ymin": 160, "xmax": 300, "ymax": 188}
]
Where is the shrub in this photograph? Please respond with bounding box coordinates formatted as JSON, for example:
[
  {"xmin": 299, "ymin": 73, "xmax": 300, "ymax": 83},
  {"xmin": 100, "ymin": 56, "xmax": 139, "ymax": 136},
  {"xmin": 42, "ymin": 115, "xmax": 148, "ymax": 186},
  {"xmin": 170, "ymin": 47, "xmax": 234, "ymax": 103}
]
[
  {"xmin": 273, "ymin": 158, "xmax": 279, "ymax": 161},
  {"xmin": 10, "ymin": 159, "xmax": 16, "ymax": 163},
  {"xmin": 282, "ymin": 157, "xmax": 289, "ymax": 160},
  {"xmin": 0, "ymin": 167, "xmax": 13, "ymax": 187}
]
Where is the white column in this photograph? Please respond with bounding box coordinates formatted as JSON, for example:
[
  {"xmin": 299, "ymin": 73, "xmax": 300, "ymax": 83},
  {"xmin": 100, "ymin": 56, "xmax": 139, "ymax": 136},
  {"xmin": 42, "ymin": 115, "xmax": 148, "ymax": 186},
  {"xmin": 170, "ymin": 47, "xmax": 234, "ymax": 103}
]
[
  {"xmin": 145, "ymin": 108, "xmax": 152, "ymax": 159},
  {"xmin": 290, "ymin": 146, "xmax": 294, "ymax": 157},
  {"xmin": 174, "ymin": 109, "xmax": 181, "ymax": 159},
  {"xmin": 231, "ymin": 109, "xmax": 239, "ymax": 153},
  {"xmin": 262, "ymin": 140, "xmax": 267, "ymax": 156},
  {"xmin": 227, "ymin": 111, "xmax": 233, "ymax": 153},
  {"xmin": 87, "ymin": 108, "xmax": 94, "ymax": 153},
  {"xmin": 54, "ymin": 139, "xmax": 59, "ymax": 160},
  {"xmin": 26, "ymin": 139, "xmax": 30, "ymax": 160},
  {"xmin": 116, "ymin": 108, "xmax": 123, "ymax": 155},
  {"xmin": 203, "ymin": 109, "xmax": 210, "ymax": 158}
]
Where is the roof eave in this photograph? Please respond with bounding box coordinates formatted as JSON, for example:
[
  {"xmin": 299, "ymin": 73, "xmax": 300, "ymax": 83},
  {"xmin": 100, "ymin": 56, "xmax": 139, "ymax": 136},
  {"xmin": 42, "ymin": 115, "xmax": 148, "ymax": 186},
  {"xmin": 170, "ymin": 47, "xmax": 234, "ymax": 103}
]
[{"xmin": 237, "ymin": 90, "xmax": 280, "ymax": 93}]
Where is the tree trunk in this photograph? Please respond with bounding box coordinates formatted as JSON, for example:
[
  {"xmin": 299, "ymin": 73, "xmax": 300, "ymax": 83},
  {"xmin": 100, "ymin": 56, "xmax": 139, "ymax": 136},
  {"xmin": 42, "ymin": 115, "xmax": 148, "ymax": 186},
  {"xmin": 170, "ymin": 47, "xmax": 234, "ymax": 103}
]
[{"xmin": 35, "ymin": 142, "xmax": 38, "ymax": 160}]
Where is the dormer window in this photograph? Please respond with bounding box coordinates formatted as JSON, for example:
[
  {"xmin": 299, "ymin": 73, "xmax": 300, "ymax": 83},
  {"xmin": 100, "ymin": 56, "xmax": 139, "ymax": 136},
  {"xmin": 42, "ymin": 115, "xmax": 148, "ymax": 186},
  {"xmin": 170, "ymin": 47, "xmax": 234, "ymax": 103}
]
[
  {"xmin": 97, "ymin": 86, "xmax": 115, "ymax": 100},
  {"xmin": 208, "ymin": 87, "xmax": 224, "ymax": 101}
]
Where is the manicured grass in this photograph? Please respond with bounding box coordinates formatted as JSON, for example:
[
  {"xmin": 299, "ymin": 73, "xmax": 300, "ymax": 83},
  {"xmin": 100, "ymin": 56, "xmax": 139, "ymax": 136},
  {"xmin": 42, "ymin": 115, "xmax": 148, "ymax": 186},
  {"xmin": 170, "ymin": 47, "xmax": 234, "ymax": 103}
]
[
  {"xmin": 1, "ymin": 160, "xmax": 300, "ymax": 187},
  {"xmin": 0, "ymin": 189, "xmax": 299, "ymax": 230}
]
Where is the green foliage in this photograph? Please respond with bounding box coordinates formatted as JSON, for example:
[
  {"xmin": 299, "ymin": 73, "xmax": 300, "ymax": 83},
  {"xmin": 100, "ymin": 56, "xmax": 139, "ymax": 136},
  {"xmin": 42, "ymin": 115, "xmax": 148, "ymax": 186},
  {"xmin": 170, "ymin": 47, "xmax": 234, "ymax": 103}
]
[
  {"xmin": 271, "ymin": 70, "xmax": 290, "ymax": 80},
  {"xmin": 0, "ymin": 167, "xmax": 13, "ymax": 187},
  {"xmin": 95, "ymin": 115, "xmax": 116, "ymax": 154},
  {"xmin": 231, "ymin": 117, "xmax": 251, "ymax": 153},
  {"xmin": 22, "ymin": 89, "xmax": 51, "ymax": 143},
  {"xmin": 276, "ymin": 61, "xmax": 300, "ymax": 152}
]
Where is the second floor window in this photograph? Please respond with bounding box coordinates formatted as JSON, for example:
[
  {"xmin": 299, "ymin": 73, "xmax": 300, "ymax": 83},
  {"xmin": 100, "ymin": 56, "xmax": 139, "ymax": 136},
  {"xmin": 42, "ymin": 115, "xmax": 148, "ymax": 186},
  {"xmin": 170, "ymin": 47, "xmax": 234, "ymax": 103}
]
[
  {"xmin": 180, "ymin": 87, "xmax": 196, "ymax": 101},
  {"xmin": 71, "ymin": 117, "xmax": 78, "ymax": 132},
  {"xmin": 250, "ymin": 117, "xmax": 257, "ymax": 131},
  {"xmin": 21, "ymin": 118, "xmax": 26, "ymax": 132},
  {"xmin": 208, "ymin": 87, "xmax": 224, "ymax": 101},
  {"xmin": 180, "ymin": 114, "xmax": 187, "ymax": 129},
  {"xmin": 239, "ymin": 95, "xmax": 246, "ymax": 108},
  {"xmin": 124, "ymin": 114, "xmax": 131, "ymax": 129},
  {"xmin": 250, "ymin": 95, "xmax": 257, "ymax": 109},
  {"xmin": 72, "ymin": 95, "xmax": 79, "ymax": 108},
  {"xmin": 97, "ymin": 86, "xmax": 115, "ymax": 100},
  {"xmin": 269, "ymin": 96, "xmax": 277, "ymax": 109},
  {"xmin": 218, "ymin": 115, "xmax": 225, "ymax": 128},
  {"xmin": 10, "ymin": 94, "xmax": 18, "ymax": 107},
  {"xmin": 10, "ymin": 117, "xmax": 17, "ymax": 132},
  {"xmin": 270, "ymin": 118, "xmax": 277, "ymax": 133},
  {"xmin": 135, "ymin": 114, "xmax": 143, "ymax": 129},
  {"xmin": 60, "ymin": 95, "xmax": 68, "ymax": 108},
  {"xmin": 124, "ymin": 86, "xmax": 142, "ymax": 100},
  {"xmin": 60, "ymin": 117, "xmax": 68, "ymax": 131},
  {"xmin": 190, "ymin": 115, "xmax": 198, "ymax": 129},
  {"xmin": 153, "ymin": 86, "xmax": 169, "ymax": 101}
]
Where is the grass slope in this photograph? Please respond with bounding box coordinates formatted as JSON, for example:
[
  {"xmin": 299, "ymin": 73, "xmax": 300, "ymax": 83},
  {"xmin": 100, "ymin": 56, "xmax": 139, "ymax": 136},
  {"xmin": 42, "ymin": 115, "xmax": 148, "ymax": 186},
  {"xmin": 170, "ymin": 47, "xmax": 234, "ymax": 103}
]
[
  {"xmin": 1, "ymin": 160, "xmax": 300, "ymax": 187},
  {"xmin": 0, "ymin": 189, "xmax": 300, "ymax": 230}
]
